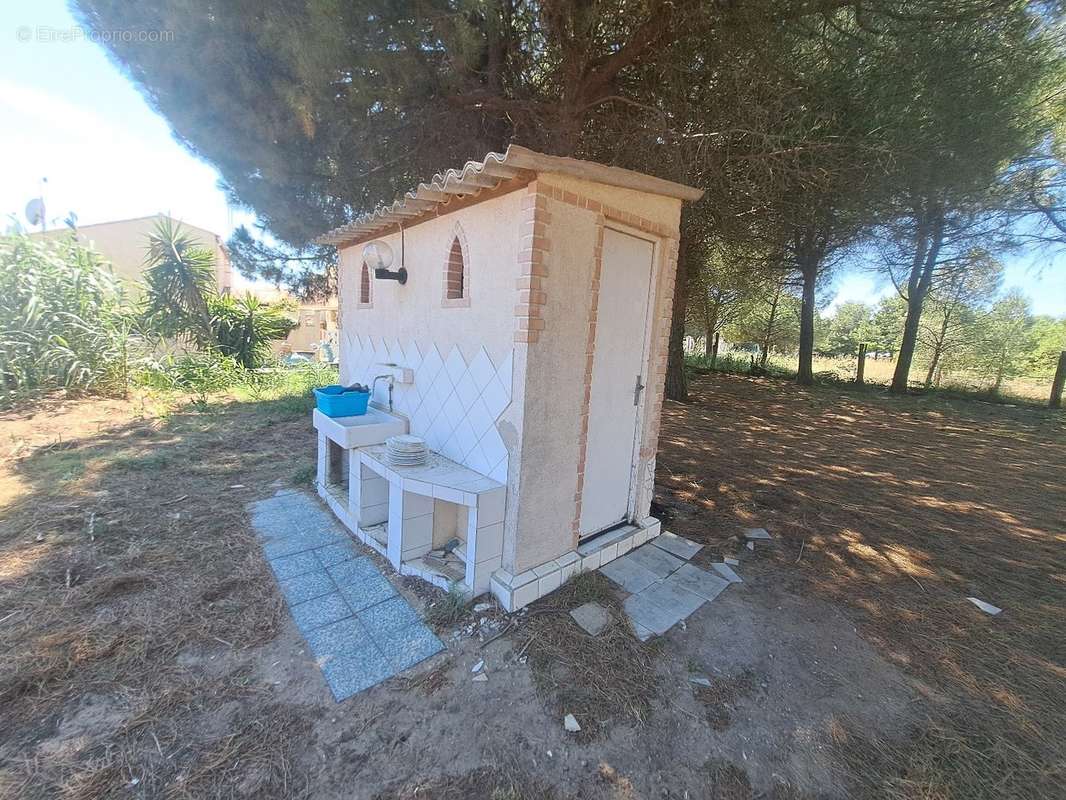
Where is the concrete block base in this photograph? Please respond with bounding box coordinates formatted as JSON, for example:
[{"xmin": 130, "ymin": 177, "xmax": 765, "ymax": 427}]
[{"xmin": 490, "ymin": 517, "xmax": 662, "ymax": 611}]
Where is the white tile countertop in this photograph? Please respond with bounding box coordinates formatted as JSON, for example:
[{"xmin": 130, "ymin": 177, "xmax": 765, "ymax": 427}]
[{"xmin": 359, "ymin": 444, "xmax": 504, "ymax": 506}]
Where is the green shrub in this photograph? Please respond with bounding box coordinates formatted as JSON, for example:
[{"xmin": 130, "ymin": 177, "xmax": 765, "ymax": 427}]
[
  {"xmin": 209, "ymin": 293, "xmax": 297, "ymax": 368},
  {"xmin": 139, "ymin": 351, "xmax": 244, "ymax": 400},
  {"xmin": 0, "ymin": 233, "xmax": 152, "ymax": 405}
]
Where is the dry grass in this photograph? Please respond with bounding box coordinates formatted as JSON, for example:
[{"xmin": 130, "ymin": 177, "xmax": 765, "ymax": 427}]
[
  {"xmin": 373, "ymin": 751, "xmax": 559, "ymax": 800},
  {"xmin": 657, "ymin": 373, "xmax": 1066, "ymax": 799},
  {"xmin": 0, "ymin": 390, "xmax": 318, "ymax": 798},
  {"xmin": 520, "ymin": 571, "xmax": 661, "ymax": 741},
  {"xmin": 756, "ymin": 353, "xmax": 1053, "ymax": 403},
  {"xmin": 700, "ymin": 760, "xmax": 809, "ymax": 800},
  {"xmin": 692, "ymin": 669, "xmax": 757, "ymax": 731}
]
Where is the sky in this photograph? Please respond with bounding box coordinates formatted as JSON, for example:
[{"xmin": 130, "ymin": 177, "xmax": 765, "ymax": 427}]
[{"xmin": 2, "ymin": 1, "xmax": 1064, "ymax": 317}]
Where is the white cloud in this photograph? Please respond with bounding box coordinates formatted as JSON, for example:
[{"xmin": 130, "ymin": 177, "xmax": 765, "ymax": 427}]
[{"xmin": 823, "ymin": 272, "xmax": 894, "ymax": 317}]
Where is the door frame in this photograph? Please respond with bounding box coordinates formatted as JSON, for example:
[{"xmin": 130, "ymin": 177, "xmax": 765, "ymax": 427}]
[{"xmin": 578, "ymin": 220, "xmax": 665, "ymax": 539}]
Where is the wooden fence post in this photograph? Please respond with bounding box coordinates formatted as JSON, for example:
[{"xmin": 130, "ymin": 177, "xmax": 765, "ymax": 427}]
[
  {"xmin": 856, "ymin": 343, "xmax": 868, "ymax": 385},
  {"xmin": 1050, "ymin": 351, "xmax": 1066, "ymax": 409}
]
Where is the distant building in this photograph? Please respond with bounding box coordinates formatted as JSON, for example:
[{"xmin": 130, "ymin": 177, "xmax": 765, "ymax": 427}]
[
  {"xmin": 33, "ymin": 213, "xmax": 233, "ymax": 296},
  {"xmin": 249, "ymin": 286, "xmax": 339, "ymax": 360},
  {"xmin": 32, "ymin": 214, "xmax": 338, "ymax": 361}
]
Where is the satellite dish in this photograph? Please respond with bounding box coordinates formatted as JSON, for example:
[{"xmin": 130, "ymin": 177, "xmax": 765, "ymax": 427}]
[
  {"xmin": 362, "ymin": 240, "xmax": 394, "ymax": 271},
  {"xmin": 25, "ymin": 198, "xmax": 45, "ymax": 227}
]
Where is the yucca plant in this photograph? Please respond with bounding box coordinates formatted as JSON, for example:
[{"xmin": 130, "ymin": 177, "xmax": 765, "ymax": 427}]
[
  {"xmin": 143, "ymin": 218, "xmax": 217, "ymax": 346},
  {"xmin": 210, "ymin": 292, "xmax": 297, "ymax": 368}
]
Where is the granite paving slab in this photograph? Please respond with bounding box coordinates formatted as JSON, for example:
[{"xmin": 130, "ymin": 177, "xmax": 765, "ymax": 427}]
[
  {"xmin": 570, "ymin": 601, "xmax": 610, "ymax": 636},
  {"xmin": 269, "ymin": 551, "xmax": 322, "ymax": 581},
  {"xmin": 608, "ymin": 538, "xmax": 740, "ymax": 640},
  {"xmin": 623, "ymin": 582, "xmax": 705, "ymax": 636},
  {"xmin": 278, "ymin": 569, "xmax": 336, "ymax": 605},
  {"xmin": 600, "ymin": 554, "xmax": 661, "ymax": 594},
  {"xmin": 327, "ymin": 556, "xmax": 380, "ymax": 585},
  {"xmin": 379, "ymin": 621, "xmax": 446, "ymax": 672},
  {"xmin": 249, "ymin": 490, "xmax": 444, "ymax": 702},
  {"xmin": 358, "ymin": 595, "xmax": 422, "ymax": 636},
  {"xmin": 320, "ymin": 647, "xmax": 396, "ymax": 700},
  {"xmin": 314, "ymin": 540, "xmax": 360, "ymax": 568},
  {"xmin": 665, "ymin": 563, "xmax": 730, "ymax": 602},
  {"xmin": 711, "ymin": 562, "xmax": 743, "ymax": 584},
  {"xmin": 335, "ymin": 571, "xmax": 397, "ymax": 612},
  {"xmin": 625, "ymin": 541, "xmax": 687, "ymax": 578},
  {"xmin": 290, "ymin": 592, "xmax": 354, "ymax": 634},
  {"xmin": 305, "ymin": 616, "xmax": 378, "ymax": 662},
  {"xmin": 651, "ymin": 531, "xmax": 703, "ymax": 560}
]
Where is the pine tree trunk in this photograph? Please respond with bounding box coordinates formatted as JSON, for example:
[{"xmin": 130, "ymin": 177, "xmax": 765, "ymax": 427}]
[
  {"xmin": 711, "ymin": 332, "xmax": 720, "ymax": 368},
  {"xmin": 891, "ymin": 206, "xmax": 945, "ymax": 393},
  {"xmin": 703, "ymin": 299, "xmax": 718, "ymax": 363},
  {"xmin": 797, "ymin": 263, "xmax": 817, "ymax": 386},
  {"xmin": 993, "ymin": 348, "xmax": 1007, "ymax": 394},
  {"xmin": 923, "ymin": 347, "xmax": 941, "ymax": 389},
  {"xmin": 923, "ymin": 312, "xmax": 951, "ymax": 389},
  {"xmin": 760, "ymin": 291, "xmax": 780, "ymax": 369},
  {"xmin": 1049, "ymin": 351, "xmax": 1066, "ymax": 408},
  {"xmin": 893, "ymin": 293, "xmax": 924, "ymax": 393},
  {"xmin": 664, "ymin": 233, "xmax": 690, "ymax": 402}
]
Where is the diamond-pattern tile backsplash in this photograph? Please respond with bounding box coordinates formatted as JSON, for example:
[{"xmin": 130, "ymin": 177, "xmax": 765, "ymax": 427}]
[{"xmin": 341, "ymin": 333, "xmax": 512, "ymax": 484}]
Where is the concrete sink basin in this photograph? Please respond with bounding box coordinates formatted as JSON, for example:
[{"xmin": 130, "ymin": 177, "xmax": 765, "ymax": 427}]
[{"xmin": 313, "ymin": 407, "xmax": 408, "ymax": 449}]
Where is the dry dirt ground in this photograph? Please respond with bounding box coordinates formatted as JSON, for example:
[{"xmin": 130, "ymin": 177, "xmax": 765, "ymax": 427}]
[{"xmin": 0, "ymin": 375, "xmax": 1062, "ymax": 799}]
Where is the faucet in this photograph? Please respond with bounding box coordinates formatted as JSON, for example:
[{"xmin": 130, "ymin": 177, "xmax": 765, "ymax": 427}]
[{"xmin": 371, "ymin": 374, "xmax": 395, "ymax": 412}]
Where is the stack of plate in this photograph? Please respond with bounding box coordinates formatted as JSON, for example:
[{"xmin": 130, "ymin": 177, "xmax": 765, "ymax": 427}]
[{"xmin": 385, "ymin": 435, "xmax": 428, "ymax": 467}]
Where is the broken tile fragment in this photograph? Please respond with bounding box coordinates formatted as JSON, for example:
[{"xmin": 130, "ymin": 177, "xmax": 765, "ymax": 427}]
[
  {"xmin": 967, "ymin": 597, "xmax": 1002, "ymax": 615},
  {"xmin": 744, "ymin": 528, "xmax": 772, "ymax": 540},
  {"xmin": 666, "ymin": 564, "xmax": 730, "ymax": 602},
  {"xmin": 563, "ymin": 713, "xmax": 581, "ymax": 732},
  {"xmin": 689, "ymin": 676, "xmax": 712, "ymax": 687},
  {"xmin": 570, "ymin": 602, "xmax": 610, "ymax": 636},
  {"xmin": 652, "ymin": 530, "xmax": 703, "ymax": 560},
  {"xmin": 472, "ymin": 672, "xmax": 488, "ymax": 682},
  {"xmin": 711, "ymin": 562, "xmax": 743, "ymax": 584}
]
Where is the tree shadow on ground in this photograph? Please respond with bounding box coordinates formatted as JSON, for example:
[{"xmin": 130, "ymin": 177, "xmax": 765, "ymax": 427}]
[
  {"xmin": 0, "ymin": 391, "xmax": 320, "ymax": 798},
  {"xmin": 656, "ymin": 372, "xmax": 1065, "ymax": 799}
]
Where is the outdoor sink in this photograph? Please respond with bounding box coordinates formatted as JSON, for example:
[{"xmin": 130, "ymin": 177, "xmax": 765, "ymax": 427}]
[{"xmin": 313, "ymin": 407, "xmax": 408, "ymax": 449}]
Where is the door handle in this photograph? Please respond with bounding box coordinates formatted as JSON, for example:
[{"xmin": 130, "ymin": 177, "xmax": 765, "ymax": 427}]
[{"xmin": 633, "ymin": 375, "xmax": 645, "ymax": 406}]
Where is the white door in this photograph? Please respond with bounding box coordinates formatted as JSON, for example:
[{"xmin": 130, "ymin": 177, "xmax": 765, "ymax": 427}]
[{"xmin": 579, "ymin": 228, "xmax": 655, "ymax": 537}]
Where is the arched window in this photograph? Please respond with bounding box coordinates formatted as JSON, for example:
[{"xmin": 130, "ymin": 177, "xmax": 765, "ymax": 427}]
[
  {"xmin": 442, "ymin": 227, "xmax": 470, "ymax": 307},
  {"xmin": 358, "ymin": 261, "xmax": 372, "ymax": 307},
  {"xmin": 445, "ymin": 236, "xmax": 465, "ymax": 300}
]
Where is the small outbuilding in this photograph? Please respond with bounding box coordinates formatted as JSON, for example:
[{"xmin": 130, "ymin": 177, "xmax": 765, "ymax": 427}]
[{"xmin": 313, "ymin": 145, "xmax": 702, "ymax": 610}]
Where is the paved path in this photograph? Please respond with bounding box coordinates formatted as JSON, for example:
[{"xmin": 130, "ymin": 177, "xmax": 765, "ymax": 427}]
[
  {"xmin": 249, "ymin": 490, "xmax": 443, "ymax": 701},
  {"xmin": 600, "ymin": 531, "xmax": 740, "ymax": 639}
]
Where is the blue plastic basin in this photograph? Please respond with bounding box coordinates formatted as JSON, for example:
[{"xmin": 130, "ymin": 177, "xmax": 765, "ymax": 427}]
[{"xmin": 313, "ymin": 385, "xmax": 370, "ymax": 417}]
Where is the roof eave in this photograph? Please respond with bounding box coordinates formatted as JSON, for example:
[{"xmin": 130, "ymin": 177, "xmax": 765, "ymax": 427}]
[{"xmin": 316, "ymin": 144, "xmax": 703, "ymax": 247}]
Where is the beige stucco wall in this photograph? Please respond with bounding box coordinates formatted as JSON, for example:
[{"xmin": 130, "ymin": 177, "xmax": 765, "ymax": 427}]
[
  {"xmin": 34, "ymin": 214, "xmax": 232, "ymax": 296},
  {"xmin": 536, "ymin": 172, "xmax": 682, "ymax": 231},
  {"xmin": 284, "ymin": 304, "xmax": 338, "ymax": 354},
  {"xmin": 507, "ymin": 187, "xmax": 597, "ymax": 571},
  {"xmin": 509, "ymin": 176, "xmax": 682, "ymax": 573}
]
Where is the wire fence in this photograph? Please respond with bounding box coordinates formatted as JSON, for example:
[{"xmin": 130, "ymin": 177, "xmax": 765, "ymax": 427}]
[{"xmin": 686, "ymin": 344, "xmax": 1061, "ymax": 406}]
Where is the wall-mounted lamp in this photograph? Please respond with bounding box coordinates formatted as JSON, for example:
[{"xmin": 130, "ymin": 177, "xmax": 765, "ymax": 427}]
[{"xmin": 363, "ymin": 233, "xmax": 407, "ymax": 285}]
